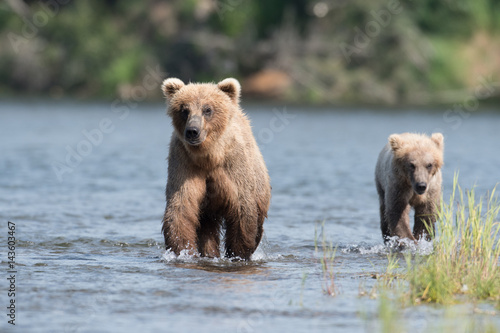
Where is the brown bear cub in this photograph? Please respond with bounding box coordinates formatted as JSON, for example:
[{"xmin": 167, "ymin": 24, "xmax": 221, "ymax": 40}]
[
  {"xmin": 375, "ymin": 133, "xmax": 444, "ymax": 243},
  {"xmin": 161, "ymin": 78, "xmax": 271, "ymax": 260}
]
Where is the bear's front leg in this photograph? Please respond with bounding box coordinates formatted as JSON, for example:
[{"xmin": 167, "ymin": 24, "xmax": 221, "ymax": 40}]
[
  {"xmin": 385, "ymin": 191, "xmax": 416, "ymax": 242},
  {"xmin": 413, "ymin": 202, "xmax": 437, "ymax": 241},
  {"xmin": 162, "ymin": 175, "xmax": 206, "ymax": 256},
  {"xmin": 197, "ymin": 213, "xmax": 221, "ymax": 258},
  {"xmin": 224, "ymin": 205, "xmax": 260, "ymax": 260}
]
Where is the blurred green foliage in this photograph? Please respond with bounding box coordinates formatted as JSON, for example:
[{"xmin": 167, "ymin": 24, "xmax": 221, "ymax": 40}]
[{"xmin": 0, "ymin": 0, "xmax": 499, "ymax": 104}]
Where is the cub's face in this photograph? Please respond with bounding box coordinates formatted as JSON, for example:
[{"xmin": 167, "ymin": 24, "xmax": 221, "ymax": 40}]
[
  {"xmin": 403, "ymin": 151, "xmax": 439, "ymax": 195},
  {"xmin": 390, "ymin": 133, "xmax": 444, "ymax": 196},
  {"xmin": 161, "ymin": 78, "xmax": 241, "ymax": 149}
]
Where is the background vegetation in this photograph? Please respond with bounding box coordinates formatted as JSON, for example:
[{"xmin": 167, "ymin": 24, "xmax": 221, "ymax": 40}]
[{"xmin": 1, "ymin": 0, "xmax": 500, "ymax": 105}]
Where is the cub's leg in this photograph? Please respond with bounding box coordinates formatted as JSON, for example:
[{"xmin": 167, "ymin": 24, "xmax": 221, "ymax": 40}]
[
  {"xmin": 385, "ymin": 189, "xmax": 415, "ymax": 241},
  {"xmin": 376, "ymin": 182, "xmax": 390, "ymax": 242},
  {"xmin": 413, "ymin": 202, "xmax": 437, "ymax": 241}
]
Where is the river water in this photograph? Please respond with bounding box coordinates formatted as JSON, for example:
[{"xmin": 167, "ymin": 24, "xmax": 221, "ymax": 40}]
[{"xmin": 0, "ymin": 100, "xmax": 499, "ymax": 332}]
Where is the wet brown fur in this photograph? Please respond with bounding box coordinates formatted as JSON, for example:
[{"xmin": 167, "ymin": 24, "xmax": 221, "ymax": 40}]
[
  {"xmin": 161, "ymin": 78, "xmax": 271, "ymax": 260},
  {"xmin": 375, "ymin": 133, "xmax": 444, "ymax": 242}
]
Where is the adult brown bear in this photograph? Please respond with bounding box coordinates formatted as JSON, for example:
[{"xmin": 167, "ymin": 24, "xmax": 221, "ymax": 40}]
[{"xmin": 161, "ymin": 78, "xmax": 271, "ymax": 260}]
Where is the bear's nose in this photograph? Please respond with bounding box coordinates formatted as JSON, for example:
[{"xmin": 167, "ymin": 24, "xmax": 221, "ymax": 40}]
[
  {"xmin": 416, "ymin": 182, "xmax": 427, "ymax": 194},
  {"xmin": 185, "ymin": 127, "xmax": 200, "ymax": 141}
]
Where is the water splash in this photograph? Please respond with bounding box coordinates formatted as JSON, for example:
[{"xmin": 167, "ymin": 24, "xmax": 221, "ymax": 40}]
[
  {"xmin": 161, "ymin": 249, "xmax": 201, "ymax": 263},
  {"xmin": 161, "ymin": 246, "xmax": 283, "ymax": 264},
  {"xmin": 384, "ymin": 236, "xmax": 434, "ymax": 255},
  {"xmin": 340, "ymin": 237, "xmax": 434, "ymax": 255}
]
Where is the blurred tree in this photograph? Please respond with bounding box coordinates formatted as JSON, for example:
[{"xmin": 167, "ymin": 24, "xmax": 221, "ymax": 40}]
[{"xmin": 0, "ymin": 0, "xmax": 498, "ymax": 104}]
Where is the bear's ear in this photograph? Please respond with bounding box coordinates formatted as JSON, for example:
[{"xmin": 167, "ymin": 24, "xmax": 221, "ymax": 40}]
[
  {"xmin": 217, "ymin": 78, "xmax": 241, "ymax": 103},
  {"xmin": 161, "ymin": 78, "xmax": 185, "ymax": 99},
  {"xmin": 388, "ymin": 134, "xmax": 403, "ymax": 152},
  {"xmin": 431, "ymin": 133, "xmax": 444, "ymax": 149}
]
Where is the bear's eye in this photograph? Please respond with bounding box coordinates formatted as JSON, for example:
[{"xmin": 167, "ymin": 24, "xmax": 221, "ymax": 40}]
[
  {"xmin": 409, "ymin": 163, "xmax": 416, "ymax": 170},
  {"xmin": 180, "ymin": 106, "xmax": 189, "ymax": 119},
  {"xmin": 203, "ymin": 106, "xmax": 213, "ymax": 117},
  {"xmin": 426, "ymin": 163, "xmax": 433, "ymax": 170}
]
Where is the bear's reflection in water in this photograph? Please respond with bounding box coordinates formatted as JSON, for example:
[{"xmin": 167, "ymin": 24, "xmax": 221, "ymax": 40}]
[{"xmin": 174, "ymin": 260, "xmax": 267, "ymax": 275}]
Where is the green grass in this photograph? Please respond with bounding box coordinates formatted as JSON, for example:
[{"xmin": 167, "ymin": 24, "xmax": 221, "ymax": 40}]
[
  {"xmin": 314, "ymin": 221, "xmax": 338, "ymax": 297},
  {"xmin": 402, "ymin": 175, "xmax": 500, "ymax": 305}
]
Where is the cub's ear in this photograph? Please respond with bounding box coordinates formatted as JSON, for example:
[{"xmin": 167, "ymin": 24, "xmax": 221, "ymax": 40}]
[
  {"xmin": 217, "ymin": 78, "xmax": 241, "ymax": 103},
  {"xmin": 431, "ymin": 133, "xmax": 444, "ymax": 149},
  {"xmin": 388, "ymin": 134, "xmax": 403, "ymax": 152},
  {"xmin": 161, "ymin": 78, "xmax": 185, "ymax": 99}
]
